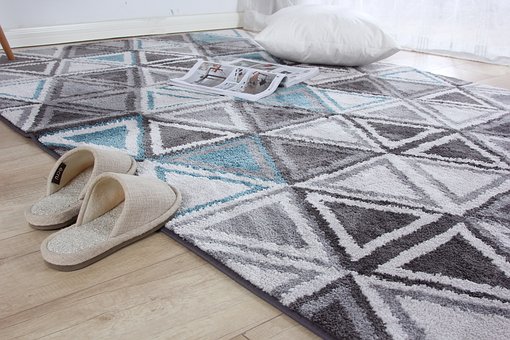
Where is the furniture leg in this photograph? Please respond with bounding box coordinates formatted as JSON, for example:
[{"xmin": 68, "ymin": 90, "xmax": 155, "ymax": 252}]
[{"xmin": 0, "ymin": 25, "xmax": 15, "ymax": 60}]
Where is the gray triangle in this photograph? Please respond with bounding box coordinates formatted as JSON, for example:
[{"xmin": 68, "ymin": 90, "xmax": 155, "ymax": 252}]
[
  {"xmin": 471, "ymin": 114, "xmax": 510, "ymax": 136},
  {"xmin": 74, "ymin": 92, "xmax": 136, "ymax": 111},
  {"xmin": 423, "ymin": 138, "xmax": 493, "ymax": 163},
  {"xmin": 54, "ymin": 79, "xmax": 117, "ymax": 99},
  {"xmin": 76, "ymin": 68, "xmax": 136, "ymax": 86},
  {"xmin": 385, "ymin": 79, "xmax": 446, "ymax": 97},
  {"xmin": 402, "ymin": 234, "xmax": 510, "ymax": 287},
  {"xmin": 326, "ymin": 200, "xmax": 419, "ymax": 246},
  {"xmin": 430, "ymin": 91, "xmax": 483, "ymax": 106},
  {"xmin": 212, "ymin": 204, "xmax": 307, "ymax": 247},
  {"xmin": 244, "ymin": 103, "xmax": 319, "ymax": 132},
  {"xmin": 267, "ymin": 138, "xmax": 376, "ymax": 182},
  {"xmin": 369, "ymin": 121, "xmax": 427, "ymax": 141},
  {"xmin": 157, "ymin": 124, "xmax": 223, "ymax": 150},
  {"xmin": 318, "ymin": 77, "xmax": 387, "ymax": 95}
]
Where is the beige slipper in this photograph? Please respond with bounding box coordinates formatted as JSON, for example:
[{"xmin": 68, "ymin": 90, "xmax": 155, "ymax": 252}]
[
  {"xmin": 26, "ymin": 146, "xmax": 137, "ymax": 230},
  {"xmin": 40, "ymin": 172, "xmax": 181, "ymax": 271}
]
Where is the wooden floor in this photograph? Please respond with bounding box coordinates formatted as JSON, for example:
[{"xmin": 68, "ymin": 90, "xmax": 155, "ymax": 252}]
[{"xmin": 1, "ymin": 50, "xmax": 509, "ymax": 340}]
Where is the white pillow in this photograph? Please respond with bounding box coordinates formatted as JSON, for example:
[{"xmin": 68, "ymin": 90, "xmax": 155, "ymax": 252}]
[{"xmin": 254, "ymin": 5, "xmax": 399, "ymax": 66}]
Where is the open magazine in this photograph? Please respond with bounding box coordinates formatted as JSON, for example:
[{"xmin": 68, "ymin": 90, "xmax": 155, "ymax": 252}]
[{"xmin": 169, "ymin": 59, "xmax": 320, "ymax": 101}]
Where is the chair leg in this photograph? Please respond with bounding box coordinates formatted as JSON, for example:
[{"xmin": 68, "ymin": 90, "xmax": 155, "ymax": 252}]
[{"xmin": 0, "ymin": 26, "xmax": 15, "ymax": 60}]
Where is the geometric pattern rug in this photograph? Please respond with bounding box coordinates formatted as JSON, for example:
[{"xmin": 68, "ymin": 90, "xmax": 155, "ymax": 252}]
[{"xmin": 2, "ymin": 29, "xmax": 510, "ymax": 339}]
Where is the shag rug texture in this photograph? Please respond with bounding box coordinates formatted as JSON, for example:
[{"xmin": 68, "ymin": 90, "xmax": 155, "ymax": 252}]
[{"xmin": 2, "ymin": 29, "xmax": 510, "ymax": 339}]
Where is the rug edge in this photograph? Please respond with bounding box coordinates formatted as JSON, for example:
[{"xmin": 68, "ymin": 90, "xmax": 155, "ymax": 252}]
[{"xmin": 160, "ymin": 227, "xmax": 336, "ymax": 340}]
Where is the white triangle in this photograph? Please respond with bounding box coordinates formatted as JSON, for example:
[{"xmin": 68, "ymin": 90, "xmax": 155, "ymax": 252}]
[
  {"xmin": 170, "ymin": 102, "xmax": 250, "ymax": 131},
  {"xmin": 144, "ymin": 87, "xmax": 218, "ymax": 111},
  {"xmin": 400, "ymin": 296, "xmax": 510, "ymax": 340},
  {"xmin": 418, "ymin": 162, "xmax": 500, "ymax": 198},
  {"xmin": 58, "ymin": 60, "xmax": 115, "ymax": 74},
  {"xmin": 162, "ymin": 170, "xmax": 254, "ymax": 212},
  {"xmin": 322, "ymin": 90, "xmax": 388, "ymax": 110},
  {"xmin": 339, "ymin": 164, "xmax": 420, "ymax": 199},
  {"xmin": 269, "ymin": 116, "xmax": 380, "ymax": 151},
  {"xmin": 387, "ymin": 79, "xmax": 442, "ymax": 94},
  {"xmin": 380, "ymin": 69, "xmax": 446, "ymax": 85},
  {"xmin": 0, "ymin": 79, "xmax": 47, "ymax": 100},
  {"xmin": 430, "ymin": 103, "xmax": 487, "ymax": 123}
]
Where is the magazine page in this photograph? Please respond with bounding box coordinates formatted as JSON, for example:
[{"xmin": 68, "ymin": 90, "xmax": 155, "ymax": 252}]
[
  {"xmin": 227, "ymin": 59, "xmax": 320, "ymax": 87},
  {"xmin": 170, "ymin": 60, "xmax": 285, "ymax": 101}
]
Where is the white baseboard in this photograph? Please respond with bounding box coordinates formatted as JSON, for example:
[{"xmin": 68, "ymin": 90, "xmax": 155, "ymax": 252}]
[{"xmin": 5, "ymin": 12, "xmax": 243, "ymax": 48}]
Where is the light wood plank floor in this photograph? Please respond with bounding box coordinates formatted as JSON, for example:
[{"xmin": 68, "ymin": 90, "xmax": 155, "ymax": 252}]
[{"xmin": 1, "ymin": 50, "xmax": 509, "ymax": 339}]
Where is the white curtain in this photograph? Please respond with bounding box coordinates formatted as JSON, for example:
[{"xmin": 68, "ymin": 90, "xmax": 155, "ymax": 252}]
[{"xmin": 242, "ymin": 0, "xmax": 510, "ymax": 65}]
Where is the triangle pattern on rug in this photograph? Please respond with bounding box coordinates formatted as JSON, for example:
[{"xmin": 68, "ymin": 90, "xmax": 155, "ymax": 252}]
[
  {"xmin": 148, "ymin": 120, "xmax": 237, "ymax": 155},
  {"xmin": 469, "ymin": 114, "xmax": 510, "ymax": 137},
  {"xmin": 157, "ymin": 101, "xmax": 250, "ymax": 132},
  {"xmin": 414, "ymin": 160, "xmax": 508, "ymax": 201},
  {"xmin": 140, "ymin": 67, "xmax": 184, "ymax": 86},
  {"xmin": 258, "ymin": 84, "xmax": 334, "ymax": 113},
  {"xmin": 402, "ymin": 234, "xmax": 510, "ymax": 287},
  {"xmin": 317, "ymin": 77, "xmax": 388, "ymax": 96},
  {"xmin": 3, "ymin": 61, "xmax": 59, "ymax": 76},
  {"xmin": 0, "ymin": 79, "xmax": 48, "ymax": 101},
  {"xmin": 424, "ymin": 102, "xmax": 506, "ymax": 129},
  {"xmin": 72, "ymin": 67, "xmax": 139, "ymax": 87},
  {"xmin": 350, "ymin": 100, "xmax": 441, "ymax": 126},
  {"xmin": 139, "ymin": 51, "xmax": 190, "ymax": 64},
  {"xmin": 55, "ymin": 59, "xmax": 119, "ymax": 75},
  {"xmin": 377, "ymin": 223, "xmax": 510, "ymax": 296},
  {"xmin": 174, "ymin": 190, "xmax": 329, "ymax": 262},
  {"xmin": 163, "ymin": 136, "xmax": 284, "ymax": 183},
  {"xmin": 80, "ymin": 52, "xmax": 137, "ymax": 65},
  {"xmin": 298, "ymin": 156, "xmax": 437, "ymax": 209},
  {"xmin": 153, "ymin": 164, "xmax": 268, "ymax": 216},
  {"xmin": 355, "ymin": 118, "xmax": 444, "ymax": 149},
  {"xmin": 70, "ymin": 91, "xmax": 136, "ymax": 112},
  {"xmin": 317, "ymin": 88, "xmax": 394, "ymax": 113},
  {"xmin": 0, "ymin": 71, "xmax": 37, "ymax": 84},
  {"xmin": 226, "ymin": 261, "xmax": 300, "ymax": 292},
  {"xmin": 239, "ymin": 102, "xmax": 320, "ymax": 132},
  {"xmin": 404, "ymin": 133, "xmax": 506, "ymax": 167},
  {"xmin": 419, "ymin": 88, "xmax": 495, "ymax": 109},
  {"xmin": 356, "ymin": 275, "xmax": 510, "ymax": 340},
  {"xmin": 0, "ymin": 104, "xmax": 40, "ymax": 132},
  {"xmin": 38, "ymin": 115, "xmax": 144, "ymax": 158},
  {"xmin": 377, "ymin": 68, "xmax": 449, "ymax": 85},
  {"xmin": 265, "ymin": 116, "xmax": 383, "ymax": 152},
  {"xmin": 306, "ymin": 192, "xmax": 440, "ymax": 261},
  {"xmin": 265, "ymin": 137, "xmax": 377, "ymax": 183},
  {"xmin": 47, "ymin": 78, "xmax": 120, "ymax": 101},
  {"xmin": 468, "ymin": 132, "xmax": 510, "ymax": 162},
  {"xmin": 18, "ymin": 47, "xmax": 63, "ymax": 58},
  {"xmin": 144, "ymin": 86, "xmax": 219, "ymax": 111},
  {"xmin": 382, "ymin": 78, "xmax": 450, "ymax": 98}
]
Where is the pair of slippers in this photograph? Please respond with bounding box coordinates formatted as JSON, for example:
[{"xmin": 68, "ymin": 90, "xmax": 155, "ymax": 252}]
[{"xmin": 25, "ymin": 146, "xmax": 181, "ymax": 271}]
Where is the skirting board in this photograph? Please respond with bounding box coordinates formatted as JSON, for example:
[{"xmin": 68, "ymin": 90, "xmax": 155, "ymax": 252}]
[{"xmin": 5, "ymin": 12, "xmax": 243, "ymax": 48}]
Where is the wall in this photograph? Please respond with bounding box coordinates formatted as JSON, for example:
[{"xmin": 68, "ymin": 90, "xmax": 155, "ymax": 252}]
[{"xmin": 0, "ymin": 0, "xmax": 242, "ymax": 47}]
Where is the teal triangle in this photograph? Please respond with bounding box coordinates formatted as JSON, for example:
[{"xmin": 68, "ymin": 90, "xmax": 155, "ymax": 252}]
[
  {"xmin": 65, "ymin": 126, "xmax": 127, "ymax": 149},
  {"xmin": 190, "ymin": 144, "xmax": 261, "ymax": 172},
  {"xmin": 274, "ymin": 91, "xmax": 313, "ymax": 107}
]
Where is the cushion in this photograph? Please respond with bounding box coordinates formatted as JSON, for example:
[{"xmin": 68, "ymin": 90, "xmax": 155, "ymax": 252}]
[{"xmin": 254, "ymin": 5, "xmax": 399, "ymax": 66}]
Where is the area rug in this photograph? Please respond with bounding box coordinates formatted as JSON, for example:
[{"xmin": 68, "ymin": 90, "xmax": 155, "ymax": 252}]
[{"xmin": 2, "ymin": 29, "xmax": 510, "ymax": 339}]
